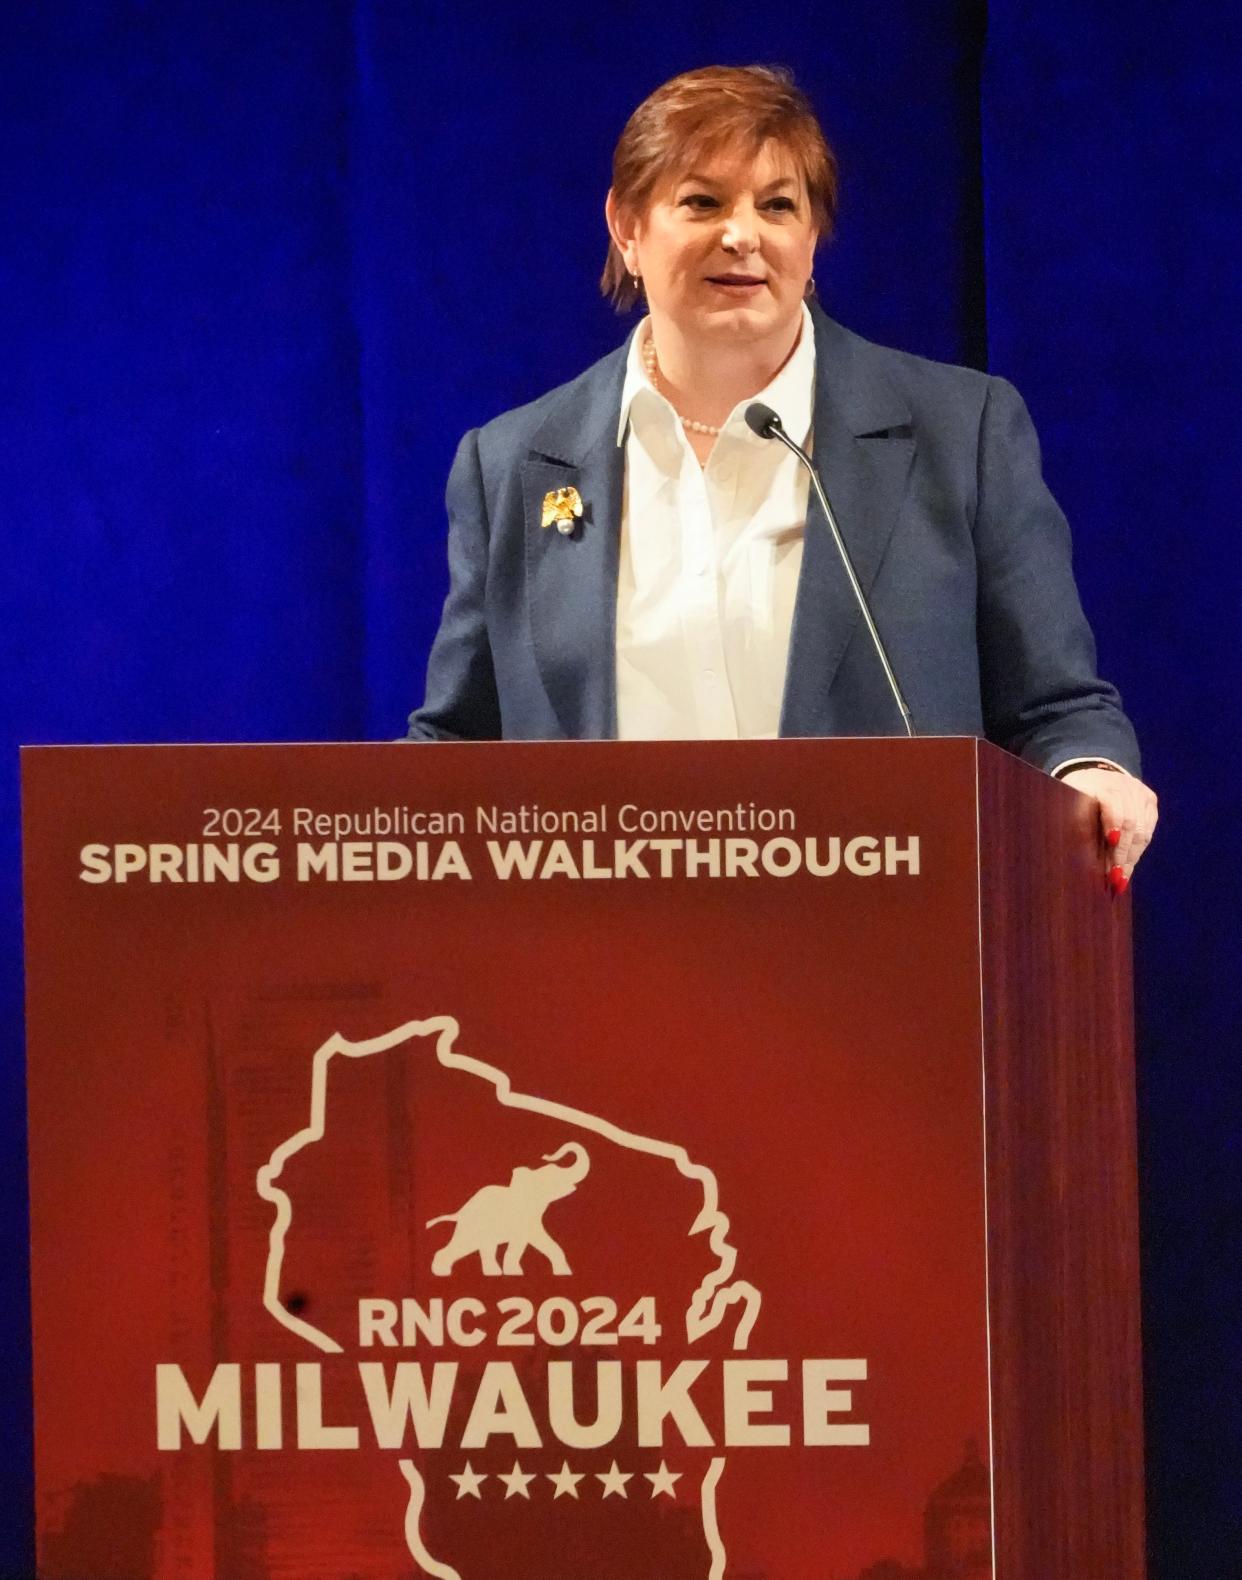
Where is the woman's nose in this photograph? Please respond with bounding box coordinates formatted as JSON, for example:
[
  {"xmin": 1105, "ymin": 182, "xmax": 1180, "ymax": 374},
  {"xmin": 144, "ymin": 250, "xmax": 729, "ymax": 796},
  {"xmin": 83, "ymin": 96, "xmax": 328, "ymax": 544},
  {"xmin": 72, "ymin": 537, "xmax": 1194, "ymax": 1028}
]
[{"xmin": 721, "ymin": 203, "xmax": 760, "ymax": 254}]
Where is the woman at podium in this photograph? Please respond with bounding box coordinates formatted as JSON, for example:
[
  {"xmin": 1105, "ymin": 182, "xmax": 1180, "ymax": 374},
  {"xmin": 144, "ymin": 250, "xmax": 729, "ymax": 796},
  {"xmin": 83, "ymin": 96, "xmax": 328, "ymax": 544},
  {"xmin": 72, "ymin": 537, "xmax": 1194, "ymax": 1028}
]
[{"xmin": 407, "ymin": 65, "xmax": 1156, "ymax": 886}]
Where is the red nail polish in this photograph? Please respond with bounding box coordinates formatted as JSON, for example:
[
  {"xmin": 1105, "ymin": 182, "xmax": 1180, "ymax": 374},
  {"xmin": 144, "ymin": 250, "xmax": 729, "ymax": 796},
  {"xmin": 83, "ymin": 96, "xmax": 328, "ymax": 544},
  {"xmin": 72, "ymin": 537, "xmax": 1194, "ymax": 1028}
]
[
  {"xmin": 1106, "ymin": 828, "xmax": 1122, "ymax": 848},
  {"xmin": 1109, "ymin": 865, "xmax": 1129, "ymax": 896}
]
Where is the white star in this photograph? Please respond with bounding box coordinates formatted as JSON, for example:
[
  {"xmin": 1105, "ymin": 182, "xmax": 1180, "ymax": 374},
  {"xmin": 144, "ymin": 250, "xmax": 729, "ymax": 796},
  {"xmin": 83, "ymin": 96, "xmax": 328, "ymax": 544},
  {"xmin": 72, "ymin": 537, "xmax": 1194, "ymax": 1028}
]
[
  {"xmin": 449, "ymin": 1462, "xmax": 487, "ymax": 1500},
  {"xmin": 596, "ymin": 1460, "xmax": 633, "ymax": 1498},
  {"xmin": 499, "ymin": 1460, "xmax": 536, "ymax": 1499},
  {"xmin": 644, "ymin": 1461, "xmax": 682, "ymax": 1499},
  {"xmin": 547, "ymin": 1461, "xmax": 585, "ymax": 1499}
]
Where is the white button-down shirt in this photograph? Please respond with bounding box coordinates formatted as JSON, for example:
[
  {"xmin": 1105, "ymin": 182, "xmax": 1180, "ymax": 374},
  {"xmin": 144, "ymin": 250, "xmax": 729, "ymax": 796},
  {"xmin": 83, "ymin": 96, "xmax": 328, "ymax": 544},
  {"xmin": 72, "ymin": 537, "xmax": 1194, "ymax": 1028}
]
[{"xmin": 615, "ymin": 304, "xmax": 816, "ymax": 741}]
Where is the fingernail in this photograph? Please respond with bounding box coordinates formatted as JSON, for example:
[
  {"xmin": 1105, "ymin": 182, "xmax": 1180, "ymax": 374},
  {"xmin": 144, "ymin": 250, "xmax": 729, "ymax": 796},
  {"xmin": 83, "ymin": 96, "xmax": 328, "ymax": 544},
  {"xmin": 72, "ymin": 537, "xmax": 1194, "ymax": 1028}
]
[
  {"xmin": 1106, "ymin": 828, "xmax": 1122, "ymax": 848},
  {"xmin": 1109, "ymin": 865, "xmax": 1129, "ymax": 896}
]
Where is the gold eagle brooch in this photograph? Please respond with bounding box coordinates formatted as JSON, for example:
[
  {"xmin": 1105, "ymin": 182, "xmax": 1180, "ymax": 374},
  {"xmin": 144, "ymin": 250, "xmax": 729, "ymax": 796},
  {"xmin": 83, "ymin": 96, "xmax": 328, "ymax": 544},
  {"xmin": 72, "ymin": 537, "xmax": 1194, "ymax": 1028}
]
[{"xmin": 540, "ymin": 485, "xmax": 584, "ymax": 537}]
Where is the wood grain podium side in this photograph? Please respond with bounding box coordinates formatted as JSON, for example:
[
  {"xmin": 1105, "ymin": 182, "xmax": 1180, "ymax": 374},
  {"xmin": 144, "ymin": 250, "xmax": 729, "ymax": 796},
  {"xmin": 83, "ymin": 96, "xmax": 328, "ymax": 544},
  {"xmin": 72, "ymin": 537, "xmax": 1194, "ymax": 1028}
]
[{"xmin": 978, "ymin": 741, "xmax": 1146, "ymax": 1578}]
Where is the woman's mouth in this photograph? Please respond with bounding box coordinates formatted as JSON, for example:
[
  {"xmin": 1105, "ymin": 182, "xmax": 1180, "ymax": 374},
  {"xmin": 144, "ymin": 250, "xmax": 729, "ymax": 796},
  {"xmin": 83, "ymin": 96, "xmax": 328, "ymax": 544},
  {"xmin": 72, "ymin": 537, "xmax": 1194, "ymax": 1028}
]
[{"xmin": 706, "ymin": 274, "xmax": 766, "ymax": 292}]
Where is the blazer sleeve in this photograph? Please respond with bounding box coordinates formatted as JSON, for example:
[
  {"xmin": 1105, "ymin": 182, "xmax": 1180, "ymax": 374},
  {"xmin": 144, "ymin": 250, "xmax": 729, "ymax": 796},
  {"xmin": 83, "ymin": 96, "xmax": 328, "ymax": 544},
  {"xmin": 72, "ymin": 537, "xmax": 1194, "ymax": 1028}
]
[
  {"xmin": 972, "ymin": 377, "xmax": 1141, "ymax": 775},
  {"xmin": 405, "ymin": 429, "xmax": 503, "ymax": 741}
]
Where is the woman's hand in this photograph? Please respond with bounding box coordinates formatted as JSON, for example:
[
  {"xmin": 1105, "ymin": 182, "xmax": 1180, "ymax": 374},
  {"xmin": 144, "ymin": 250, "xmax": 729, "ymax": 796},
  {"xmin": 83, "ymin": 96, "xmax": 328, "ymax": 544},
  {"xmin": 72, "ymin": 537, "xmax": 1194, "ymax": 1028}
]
[{"xmin": 1059, "ymin": 767, "xmax": 1158, "ymax": 894}]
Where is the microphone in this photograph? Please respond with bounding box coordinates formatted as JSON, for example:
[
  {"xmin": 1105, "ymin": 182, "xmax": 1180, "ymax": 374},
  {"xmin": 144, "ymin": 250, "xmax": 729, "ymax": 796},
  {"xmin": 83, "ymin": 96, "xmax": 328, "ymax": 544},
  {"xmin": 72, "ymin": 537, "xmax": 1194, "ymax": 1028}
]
[{"xmin": 745, "ymin": 401, "xmax": 915, "ymax": 739}]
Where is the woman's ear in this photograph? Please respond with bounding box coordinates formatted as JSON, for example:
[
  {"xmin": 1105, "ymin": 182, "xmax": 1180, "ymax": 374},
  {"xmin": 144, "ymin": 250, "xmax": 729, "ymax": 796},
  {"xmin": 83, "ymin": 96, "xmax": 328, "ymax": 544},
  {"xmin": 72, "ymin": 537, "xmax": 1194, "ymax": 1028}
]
[{"xmin": 605, "ymin": 188, "xmax": 641, "ymax": 275}]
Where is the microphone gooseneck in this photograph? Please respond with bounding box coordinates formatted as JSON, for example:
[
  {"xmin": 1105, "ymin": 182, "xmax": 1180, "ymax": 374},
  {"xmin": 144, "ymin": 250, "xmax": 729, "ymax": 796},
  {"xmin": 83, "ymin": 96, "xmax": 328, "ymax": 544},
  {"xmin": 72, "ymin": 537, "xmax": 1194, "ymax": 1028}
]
[{"xmin": 745, "ymin": 402, "xmax": 916, "ymax": 739}]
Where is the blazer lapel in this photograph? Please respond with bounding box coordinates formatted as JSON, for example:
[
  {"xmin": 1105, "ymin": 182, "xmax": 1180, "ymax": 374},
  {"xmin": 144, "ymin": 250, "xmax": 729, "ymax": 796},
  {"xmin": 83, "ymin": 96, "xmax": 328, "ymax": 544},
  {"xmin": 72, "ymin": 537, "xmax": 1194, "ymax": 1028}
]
[
  {"xmin": 781, "ymin": 309, "xmax": 917, "ymax": 736},
  {"xmin": 519, "ymin": 314, "xmax": 915, "ymax": 741},
  {"xmin": 522, "ymin": 346, "xmax": 628, "ymax": 739}
]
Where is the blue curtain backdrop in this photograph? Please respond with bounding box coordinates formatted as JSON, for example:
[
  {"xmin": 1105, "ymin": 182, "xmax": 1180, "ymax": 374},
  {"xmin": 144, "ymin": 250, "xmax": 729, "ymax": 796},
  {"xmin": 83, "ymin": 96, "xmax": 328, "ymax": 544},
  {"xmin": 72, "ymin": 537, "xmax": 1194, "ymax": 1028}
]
[{"xmin": 2, "ymin": 2, "xmax": 1238, "ymax": 1572}]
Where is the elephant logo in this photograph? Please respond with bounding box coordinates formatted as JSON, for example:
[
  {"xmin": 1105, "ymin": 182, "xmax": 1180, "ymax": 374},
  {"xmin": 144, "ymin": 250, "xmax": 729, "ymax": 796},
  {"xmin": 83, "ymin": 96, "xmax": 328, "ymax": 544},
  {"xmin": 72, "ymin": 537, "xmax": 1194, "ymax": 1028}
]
[{"xmin": 426, "ymin": 1141, "xmax": 590, "ymax": 1276}]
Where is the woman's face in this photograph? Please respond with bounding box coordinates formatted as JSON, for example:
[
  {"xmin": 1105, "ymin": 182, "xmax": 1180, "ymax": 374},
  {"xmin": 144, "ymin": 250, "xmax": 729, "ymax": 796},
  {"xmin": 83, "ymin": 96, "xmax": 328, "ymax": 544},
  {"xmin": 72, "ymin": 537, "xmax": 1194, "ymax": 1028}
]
[{"xmin": 609, "ymin": 140, "xmax": 818, "ymax": 355}]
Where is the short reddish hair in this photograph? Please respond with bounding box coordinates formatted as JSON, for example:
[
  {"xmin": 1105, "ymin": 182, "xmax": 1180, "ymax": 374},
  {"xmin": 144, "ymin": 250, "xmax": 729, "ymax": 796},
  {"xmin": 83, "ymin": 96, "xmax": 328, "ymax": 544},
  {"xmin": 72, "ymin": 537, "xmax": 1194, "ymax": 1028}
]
[{"xmin": 602, "ymin": 65, "xmax": 839, "ymax": 311}]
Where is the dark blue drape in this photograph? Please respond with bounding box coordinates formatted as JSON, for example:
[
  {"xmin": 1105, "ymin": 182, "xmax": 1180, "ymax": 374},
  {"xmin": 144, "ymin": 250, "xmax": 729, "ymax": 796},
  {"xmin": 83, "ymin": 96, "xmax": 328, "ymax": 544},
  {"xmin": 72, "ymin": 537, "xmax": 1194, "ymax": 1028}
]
[
  {"xmin": 3, "ymin": 3, "xmax": 1238, "ymax": 1572},
  {"xmin": 982, "ymin": 10, "xmax": 1242, "ymax": 1569}
]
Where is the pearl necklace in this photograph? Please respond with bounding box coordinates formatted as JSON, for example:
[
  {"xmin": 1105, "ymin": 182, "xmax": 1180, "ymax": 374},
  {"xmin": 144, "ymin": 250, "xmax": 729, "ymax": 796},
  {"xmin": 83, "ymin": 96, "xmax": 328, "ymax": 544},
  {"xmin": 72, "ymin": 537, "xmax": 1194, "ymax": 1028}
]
[{"xmin": 642, "ymin": 336, "xmax": 721, "ymax": 436}]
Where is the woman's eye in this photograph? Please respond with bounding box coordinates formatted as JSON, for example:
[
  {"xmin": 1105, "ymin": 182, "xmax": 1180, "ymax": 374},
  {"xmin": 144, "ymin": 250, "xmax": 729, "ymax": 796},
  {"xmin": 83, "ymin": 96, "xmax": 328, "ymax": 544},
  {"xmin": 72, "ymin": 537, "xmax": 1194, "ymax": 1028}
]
[
  {"xmin": 764, "ymin": 197, "xmax": 797, "ymax": 213},
  {"xmin": 678, "ymin": 193, "xmax": 719, "ymax": 210}
]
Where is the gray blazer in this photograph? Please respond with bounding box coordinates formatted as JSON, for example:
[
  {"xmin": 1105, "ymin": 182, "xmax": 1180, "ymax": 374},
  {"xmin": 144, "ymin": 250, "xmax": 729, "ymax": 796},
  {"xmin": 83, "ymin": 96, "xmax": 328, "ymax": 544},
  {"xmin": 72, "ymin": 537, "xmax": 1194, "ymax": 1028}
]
[{"xmin": 407, "ymin": 304, "xmax": 1140, "ymax": 775}]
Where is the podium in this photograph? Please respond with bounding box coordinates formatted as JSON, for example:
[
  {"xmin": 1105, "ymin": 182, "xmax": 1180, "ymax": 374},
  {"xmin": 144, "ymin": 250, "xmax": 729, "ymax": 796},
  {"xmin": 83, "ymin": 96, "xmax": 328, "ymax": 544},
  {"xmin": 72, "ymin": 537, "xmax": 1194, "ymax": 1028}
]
[{"xmin": 22, "ymin": 738, "xmax": 1144, "ymax": 1580}]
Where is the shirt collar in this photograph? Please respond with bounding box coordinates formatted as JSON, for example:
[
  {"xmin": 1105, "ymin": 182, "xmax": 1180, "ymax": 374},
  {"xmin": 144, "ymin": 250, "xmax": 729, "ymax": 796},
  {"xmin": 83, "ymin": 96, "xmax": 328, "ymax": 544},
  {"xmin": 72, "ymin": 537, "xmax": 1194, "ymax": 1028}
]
[{"xmin": 616, "ymin": 301, "xmax": 817, "ymax": 448}]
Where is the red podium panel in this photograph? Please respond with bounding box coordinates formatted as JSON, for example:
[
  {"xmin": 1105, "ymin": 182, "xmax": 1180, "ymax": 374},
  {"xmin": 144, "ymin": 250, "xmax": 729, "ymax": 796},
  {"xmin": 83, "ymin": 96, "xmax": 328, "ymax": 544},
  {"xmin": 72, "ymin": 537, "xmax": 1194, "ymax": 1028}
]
[{"xmin": 21, "ymin": 739, "xmax": 1143, "ymax": 1579}]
